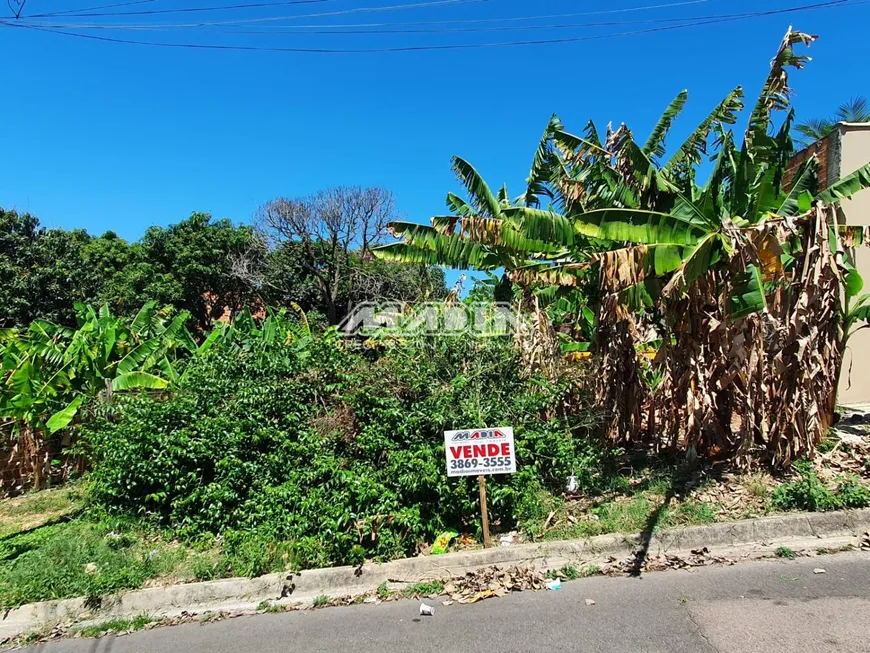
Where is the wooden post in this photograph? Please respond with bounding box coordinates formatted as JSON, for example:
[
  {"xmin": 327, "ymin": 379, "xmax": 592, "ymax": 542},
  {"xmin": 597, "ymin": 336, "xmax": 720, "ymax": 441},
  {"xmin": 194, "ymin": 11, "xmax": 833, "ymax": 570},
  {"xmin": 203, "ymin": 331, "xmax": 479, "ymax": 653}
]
[{"xmin": 478, "ymin": 475, "xmax": 491, "ymax": 549}]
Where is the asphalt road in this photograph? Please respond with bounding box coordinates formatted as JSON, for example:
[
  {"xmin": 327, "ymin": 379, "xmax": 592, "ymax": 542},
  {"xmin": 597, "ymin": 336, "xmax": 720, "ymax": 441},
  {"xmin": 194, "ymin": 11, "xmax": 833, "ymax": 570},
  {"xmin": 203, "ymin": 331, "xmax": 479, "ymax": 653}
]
[{"xmin": 24, "ymin": 552, "xmax": 870, "ymax": 653}]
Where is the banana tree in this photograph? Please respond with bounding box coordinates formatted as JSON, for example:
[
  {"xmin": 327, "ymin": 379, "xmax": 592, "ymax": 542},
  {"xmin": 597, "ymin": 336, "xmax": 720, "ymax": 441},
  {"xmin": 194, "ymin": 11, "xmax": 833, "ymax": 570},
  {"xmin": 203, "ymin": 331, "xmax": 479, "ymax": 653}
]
[
  {"xmin": 0, "ymin": 302, "xmax": 195, "ymax": 487},
  {"xmin": 377, "ymin": 28, "xmax": 870, "ymax": 465}
]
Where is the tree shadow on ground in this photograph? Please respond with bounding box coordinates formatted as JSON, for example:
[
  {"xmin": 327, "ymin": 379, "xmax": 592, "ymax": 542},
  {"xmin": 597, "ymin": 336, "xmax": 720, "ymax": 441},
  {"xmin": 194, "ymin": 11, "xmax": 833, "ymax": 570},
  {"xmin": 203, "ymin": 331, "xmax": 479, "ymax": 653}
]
[{"xmin": 623, "ymin": 454, "xmax": 731, "ymax": 577}]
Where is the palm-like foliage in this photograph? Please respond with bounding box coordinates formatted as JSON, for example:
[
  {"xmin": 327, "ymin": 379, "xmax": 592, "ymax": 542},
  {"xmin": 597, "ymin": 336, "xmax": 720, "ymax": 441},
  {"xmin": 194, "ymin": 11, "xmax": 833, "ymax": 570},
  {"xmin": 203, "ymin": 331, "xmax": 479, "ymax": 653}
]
[
  {"xmin": 378, "ymin": 29, "xmax": 869, "ymax": 318},
  {"xmin": 376, "ymin": 29, "xmax": 870, "ymax": 465},
  {"xmin": 0, "ymin": 302, "xmax": 194, "ymax": 436},
  {"xmin": 795, "ymin": 96, "xmax": 870, "ymax": 147}
]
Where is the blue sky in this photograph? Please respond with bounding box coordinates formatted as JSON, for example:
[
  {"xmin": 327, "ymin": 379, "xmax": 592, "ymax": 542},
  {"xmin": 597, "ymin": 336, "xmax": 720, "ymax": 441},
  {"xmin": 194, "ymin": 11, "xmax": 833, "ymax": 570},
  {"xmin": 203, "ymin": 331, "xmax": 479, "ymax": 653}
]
[{"xmin": 1, "ymin": 0, "xmax": 868, "ymax": 290}]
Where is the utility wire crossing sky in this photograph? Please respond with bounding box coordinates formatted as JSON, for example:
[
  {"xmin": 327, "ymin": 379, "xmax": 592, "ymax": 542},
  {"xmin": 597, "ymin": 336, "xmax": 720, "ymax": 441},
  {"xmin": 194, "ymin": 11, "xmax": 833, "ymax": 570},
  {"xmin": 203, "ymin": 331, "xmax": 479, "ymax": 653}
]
[{"xmin": 2, "ymin": 0, "xmax": 869, "ymax": 53}]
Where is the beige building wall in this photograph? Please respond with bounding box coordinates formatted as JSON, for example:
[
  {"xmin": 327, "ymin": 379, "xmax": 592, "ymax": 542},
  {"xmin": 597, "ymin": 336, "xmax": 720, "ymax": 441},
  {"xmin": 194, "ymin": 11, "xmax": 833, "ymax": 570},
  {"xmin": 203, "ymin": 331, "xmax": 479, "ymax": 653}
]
[{"xmin": 836, "ymin": 124, "xmax": 870, "ymax": 406}]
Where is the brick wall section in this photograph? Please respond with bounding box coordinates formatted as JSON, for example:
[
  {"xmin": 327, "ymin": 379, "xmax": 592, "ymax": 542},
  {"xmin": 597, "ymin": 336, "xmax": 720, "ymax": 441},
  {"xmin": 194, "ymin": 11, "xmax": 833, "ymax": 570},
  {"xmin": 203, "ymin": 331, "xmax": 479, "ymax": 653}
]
[{"xmin": 783, "ymin": 134, "xmax": 831, "ymax": 192}]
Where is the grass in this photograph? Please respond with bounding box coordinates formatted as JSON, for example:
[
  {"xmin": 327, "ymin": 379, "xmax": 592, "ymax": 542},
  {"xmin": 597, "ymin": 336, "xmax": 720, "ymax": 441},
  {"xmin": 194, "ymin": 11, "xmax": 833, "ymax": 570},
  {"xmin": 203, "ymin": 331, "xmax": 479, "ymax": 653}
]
[
  {"xmin": 0, "ymin": 484, "xmax": 84, "ymax": 538},
  {"xmin": 257, "ymin": 600, "xmax": 285, "ymax": 613},
  {"xmin": 0, "ymin": 513, "xmax": 296, "ymax": 610},
  {"xmin": 76, "ymin": 614, "xmax": 154, "ymax": 638},
  {"xmin": 402, "ymin": 580, "xmax": 444, "ymax": 598},
  {"xmin": 312, "ymin": 595, "xmax": 329, "ymax": 608},
  {"xmin": 542, "ymin": 491, "xmax": 718, "ymax": 543},
  {"xmin": 0, "ymin": 519, "xmax": 187, "ymax": 609},
  {"xmin": 775, "ymin": 546, "xmax": 796, "ymax": 559}
]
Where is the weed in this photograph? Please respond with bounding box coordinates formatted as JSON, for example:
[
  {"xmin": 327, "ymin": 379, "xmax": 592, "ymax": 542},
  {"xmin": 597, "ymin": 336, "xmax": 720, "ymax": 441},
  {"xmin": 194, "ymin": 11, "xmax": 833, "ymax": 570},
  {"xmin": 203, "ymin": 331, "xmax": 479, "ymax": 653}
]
[
  {"xmin": 257, "ymin": 600, "xmax": 284, "ymax": 613},
  {"xmin": 581, "ymin": 564, "xmax": 601, "ymax": 577},
  {"xmin": 744, "ymin": 474, "xmax": 770, "ymax": 500},
  {"xmin": 376, "ymin": 582, "xmax": 390, "ymax": 600},
  {"xmin": 190, "ymin": 556, "xmax": 222, "ymax": 582},
  {"xmin": 200, "ymin": 611, "xmax": 224, "ymax": 624},
  {"xmin": 402, "ymin": 580, "xmax": 444, "ymax": 598},
  {"xmin": 666, "ymin": 501, "xmax": 717, "ymax": 526},
  {"xmin": 772, "ymin": 460, "xmax": 841, "ymax": 512},
  {"xmin": 312, "ymin": 595, "xmax": 329, "ymax": 608},
  {"xmin": 775, "ymin": 546, "xmax": 796, "ymax": 559},
  {"xmin": 0, "ymin": 520, "xmax": 185, "ymax": 609},
  {"xmin": 76, "ymin": 614, "xmax": 153, "ymax": 638},
  {"xmin": 834, "ymin": 476, "xmax": 870, "ymax": 509},
  {"xmin": 817, "ymin": 437, "xmax": 838, "ymax": 454},
  {"xmin": 547, "ymin": 566, "xmax": 580, "ymax": 581},
  {"xmin": 131, "ymin": 614, "xmax": 153, "ymax": 629}
]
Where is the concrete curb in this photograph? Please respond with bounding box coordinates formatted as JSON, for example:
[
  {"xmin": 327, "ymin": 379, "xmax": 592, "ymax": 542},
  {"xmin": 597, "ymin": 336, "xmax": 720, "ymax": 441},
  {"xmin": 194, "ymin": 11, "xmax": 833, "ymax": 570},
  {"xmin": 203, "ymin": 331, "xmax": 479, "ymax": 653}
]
[{"xmin": 3, "ymin": 508, "xmax": 869, "ymax": 641}]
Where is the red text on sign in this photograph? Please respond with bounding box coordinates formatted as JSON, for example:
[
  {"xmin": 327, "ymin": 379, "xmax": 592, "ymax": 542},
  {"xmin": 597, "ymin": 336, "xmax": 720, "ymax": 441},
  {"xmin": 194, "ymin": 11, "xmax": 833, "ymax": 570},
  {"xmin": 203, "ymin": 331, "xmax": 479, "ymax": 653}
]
[{"xmin": 449, "ymin": 443, "xmax": 511, "ymax": 459}]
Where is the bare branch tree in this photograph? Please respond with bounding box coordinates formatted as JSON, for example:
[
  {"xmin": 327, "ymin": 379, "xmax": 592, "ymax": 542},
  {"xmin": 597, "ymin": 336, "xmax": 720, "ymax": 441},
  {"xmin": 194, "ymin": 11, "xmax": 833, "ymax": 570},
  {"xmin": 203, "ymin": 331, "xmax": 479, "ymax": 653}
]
[
  {"xmin": 256, "ymin": 186, "xmax": 397, "ymax": 323},
  {"xmin": 227, "ymin": 233, "xmax": 271, "ymax": 292}
]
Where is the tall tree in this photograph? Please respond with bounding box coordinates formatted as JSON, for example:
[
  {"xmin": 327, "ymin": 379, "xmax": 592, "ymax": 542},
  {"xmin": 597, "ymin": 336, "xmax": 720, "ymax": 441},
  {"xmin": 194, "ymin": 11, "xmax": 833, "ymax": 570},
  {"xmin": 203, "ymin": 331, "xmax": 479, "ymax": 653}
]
[
  {"xmin": 130, "ymin": 212, "xmax": 259, "ymax": 332},
  {"xmin": 257, "ymin": 186, "xmax": 398, "ymax": 324},
  {"xmin": 0, "ymin": 209, "xmax": 112, "ymax": 328}
]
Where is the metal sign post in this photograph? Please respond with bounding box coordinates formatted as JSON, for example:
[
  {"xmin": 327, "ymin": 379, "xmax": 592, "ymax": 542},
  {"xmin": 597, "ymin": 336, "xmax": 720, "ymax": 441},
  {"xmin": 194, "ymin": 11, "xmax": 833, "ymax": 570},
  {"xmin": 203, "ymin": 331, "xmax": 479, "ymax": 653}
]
[{"xmin": 444, "ymin": 427, "xmax": 516, "ymax": 550}]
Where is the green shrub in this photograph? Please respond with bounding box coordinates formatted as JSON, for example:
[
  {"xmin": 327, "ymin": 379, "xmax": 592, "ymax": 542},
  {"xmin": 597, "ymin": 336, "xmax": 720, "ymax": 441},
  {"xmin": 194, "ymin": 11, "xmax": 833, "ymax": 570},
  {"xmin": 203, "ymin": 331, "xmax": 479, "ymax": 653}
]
[
  {"xmin": 84, "ymin": 333, "xmax": 603, "ymax": 569},
  {"xmin": 834, "ymin": 476, "xmax": 870, "ymax": 509},
  {"xmin": 772, "ymin": 460, "xmax": 870, "ymax": 512}
]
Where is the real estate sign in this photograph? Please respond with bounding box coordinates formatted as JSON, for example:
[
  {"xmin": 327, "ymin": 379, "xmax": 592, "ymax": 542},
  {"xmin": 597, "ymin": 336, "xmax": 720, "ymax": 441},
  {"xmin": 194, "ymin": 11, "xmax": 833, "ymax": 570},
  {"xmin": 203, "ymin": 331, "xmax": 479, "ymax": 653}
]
[{"xmin": 444, "ymin": 427, "xmax": 516, "ymax": 477}]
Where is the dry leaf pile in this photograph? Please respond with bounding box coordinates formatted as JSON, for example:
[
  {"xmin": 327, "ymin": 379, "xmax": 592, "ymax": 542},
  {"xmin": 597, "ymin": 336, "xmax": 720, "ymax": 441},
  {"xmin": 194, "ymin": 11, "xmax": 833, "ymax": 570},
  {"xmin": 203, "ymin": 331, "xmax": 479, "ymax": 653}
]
[
  {"xmin": 691, "ymin": 477, "xmax": 771, "ymax": 519},
  {"xmin": 602, "ymin": 547, "xmax": 735, "ymax": 575},
  {"xmin": 440, "ymin": 565, "xmax": 548, "ymax": 606}
]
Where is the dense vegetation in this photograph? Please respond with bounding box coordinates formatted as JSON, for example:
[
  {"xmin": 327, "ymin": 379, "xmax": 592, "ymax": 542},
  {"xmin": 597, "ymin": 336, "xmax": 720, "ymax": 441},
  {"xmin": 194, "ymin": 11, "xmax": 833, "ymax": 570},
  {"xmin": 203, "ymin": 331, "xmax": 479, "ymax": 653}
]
[
  {"xmin": 377, "ymin": 29, "xmax": 870, "ymax": 465},
  {"xmin": 83, "ymin": 318, "xmax": 601, "ymax": 567},
  {"xmin": 1, "ymin": 29, "xmax": 869, "ymax": 612},
  {"xmin": 0, "ymin": 199, "xmax": 446, "ymax": 332}
]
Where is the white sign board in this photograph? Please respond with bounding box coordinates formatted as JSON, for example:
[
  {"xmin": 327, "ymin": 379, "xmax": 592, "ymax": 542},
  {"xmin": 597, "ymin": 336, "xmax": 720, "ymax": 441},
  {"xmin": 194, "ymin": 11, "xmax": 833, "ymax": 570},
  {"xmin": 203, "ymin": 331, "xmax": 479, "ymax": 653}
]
[{"xmin": 444, "ymin": 427, "xmax": 516, "ymax": 477}]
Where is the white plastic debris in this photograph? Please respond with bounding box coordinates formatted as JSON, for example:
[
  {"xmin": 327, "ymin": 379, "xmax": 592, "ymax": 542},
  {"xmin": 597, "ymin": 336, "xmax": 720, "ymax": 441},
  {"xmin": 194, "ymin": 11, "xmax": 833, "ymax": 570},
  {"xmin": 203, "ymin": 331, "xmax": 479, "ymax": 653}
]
[
  {"xmin": 420, "ymin": 603, "xmax": 435, "ymax": 616},
  {"xmin": 813, "ymin": 568, "xmax": 826, "ymax": 574},
  {"xmin": 546, "ymin": 579, "xmax": 562, "ymax": 591},
  {"xmin": 566, "ymin": 475, "xmax": 578, "ymax": 492},
  {"xmin": 584, "ymin": 599, "xmax": 596, "ymax": 606},
  {"xmin": 363, "ymin": 597, "xmax": 379, "ymax": 604}
]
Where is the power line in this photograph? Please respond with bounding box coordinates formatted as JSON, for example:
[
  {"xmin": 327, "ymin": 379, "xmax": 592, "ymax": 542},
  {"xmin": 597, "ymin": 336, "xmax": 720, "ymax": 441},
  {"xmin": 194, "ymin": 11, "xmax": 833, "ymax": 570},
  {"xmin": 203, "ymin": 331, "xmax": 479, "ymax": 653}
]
[
  {"xmin": 31, "ymin": 1, "xmax": 156, "ymax": 19},
  {"xmin": 26, "ymin": 0, "xmax": 492, "ymax": 28},
  {"xmin": 224, "ymin": 13, "xmax": 757, "ymax": 36},
  {"xmin": 24, "ymin": 0, "xmax": 716, "ymax": 31},
  {"xmin": 2, "ymin": 0, "xmax": 861, "ymax": 53},
  {"xmin": 228, "ymin": 0, "xmax": 714, "ymax": 31},
  {"xmin": 30, "ymin": 0, "xmax": 472, "ymax": 19},
  {"xmin": 32, "ymin": 1, "xmax": 332, "ymax": 19}
]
